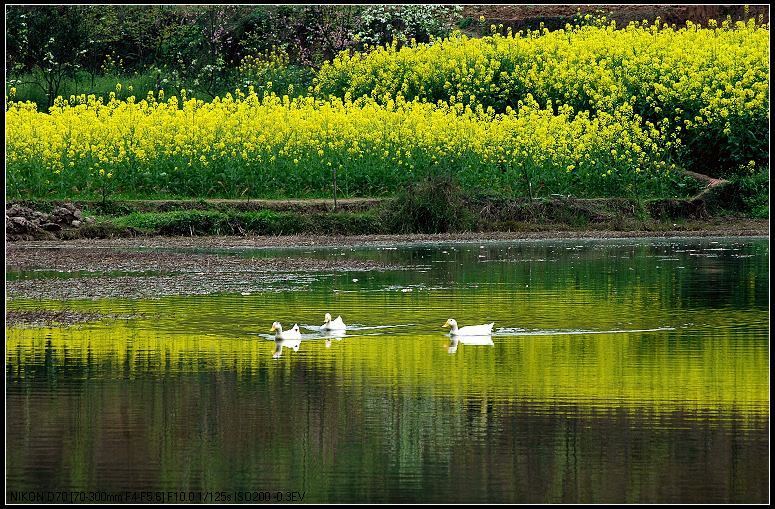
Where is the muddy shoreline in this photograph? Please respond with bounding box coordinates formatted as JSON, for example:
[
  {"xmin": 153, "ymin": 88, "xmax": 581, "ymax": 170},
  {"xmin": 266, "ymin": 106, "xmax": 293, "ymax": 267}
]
[
  {"xmin": 6, "ymin": 243, "xmax": 404, "ymax": 301},
  {"xmin": 7, "ymin": 219, "xmax": 769, "ymax": 251},
  {"xmin": 6, "ymin": 310, "xmax": 146, "ymax": 328},
  {"xmin": 6, "ymin": 221, "xmax": 768, "ymax": 302},
  {"xmin": 5, "ymin": 245, "xmax": 401, "ymax": 273}
]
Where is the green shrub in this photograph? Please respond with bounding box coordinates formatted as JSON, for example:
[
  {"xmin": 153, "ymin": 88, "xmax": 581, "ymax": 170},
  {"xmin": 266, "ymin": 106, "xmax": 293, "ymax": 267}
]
[
  {"xmin": 723, "ymin": 164, "xmax": 769, "ymax": 218},
  {"xmin": 380, "ymin": 175, "xmax": 474, "ymax": 233}
]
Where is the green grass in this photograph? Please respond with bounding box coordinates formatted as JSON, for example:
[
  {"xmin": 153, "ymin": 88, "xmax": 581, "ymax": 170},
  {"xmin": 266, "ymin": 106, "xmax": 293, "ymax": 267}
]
[{"xmin": 105, "ymin": 209, "xmax": 383, "ymax": 236}]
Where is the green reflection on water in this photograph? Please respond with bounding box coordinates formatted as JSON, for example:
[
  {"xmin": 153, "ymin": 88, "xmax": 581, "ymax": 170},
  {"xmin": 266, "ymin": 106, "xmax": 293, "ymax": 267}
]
[
  {"xmin": 5, "ymin": 237, "xmax": 769, "ymax": 502},
  {"xmin": 7, "ymin": 237, "xmax": 769, "ymax": 416}
]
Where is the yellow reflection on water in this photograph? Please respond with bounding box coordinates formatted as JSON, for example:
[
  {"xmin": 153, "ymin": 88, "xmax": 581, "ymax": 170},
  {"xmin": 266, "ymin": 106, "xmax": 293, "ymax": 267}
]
[{"xmin": 7, "ymin": 320, "xmax": 768, "ymax": 420}]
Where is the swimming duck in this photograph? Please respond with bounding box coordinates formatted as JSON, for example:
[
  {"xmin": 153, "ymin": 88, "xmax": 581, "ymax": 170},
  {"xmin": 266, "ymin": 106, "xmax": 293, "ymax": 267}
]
[
  {"xmin": 270, "ymin": 321, "xmax": 301, "ymax": 340},
  {"xmin": 321, "ymin": 313, "xmax": 347, "ymax": 331},
  {"xmin": 442, "ymin": 318, "xmax": 494, "ymax": 336}
]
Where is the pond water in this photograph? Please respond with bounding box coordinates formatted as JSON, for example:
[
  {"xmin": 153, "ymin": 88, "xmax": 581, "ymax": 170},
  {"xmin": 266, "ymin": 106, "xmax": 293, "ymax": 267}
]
[{"xmin": 6, "ymin": 237, "xmax": 769, "ymax": 503}]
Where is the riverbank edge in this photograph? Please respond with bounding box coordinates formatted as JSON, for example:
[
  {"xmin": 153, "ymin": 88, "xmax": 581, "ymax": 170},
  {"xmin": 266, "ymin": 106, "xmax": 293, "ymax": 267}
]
[
  {"xmin": 5, "ymin": 197, "xmax": 768, "ymax": 242},
  {"xmin": 8, "ymin": 222, "xmax": 768, "ymax": 250}
]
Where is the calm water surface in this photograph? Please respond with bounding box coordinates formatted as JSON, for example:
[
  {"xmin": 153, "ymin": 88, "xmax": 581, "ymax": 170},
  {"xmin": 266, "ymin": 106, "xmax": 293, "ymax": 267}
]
[{"xmin": 6, "ymin": 237, "xmax": 769, "ymax": 503}]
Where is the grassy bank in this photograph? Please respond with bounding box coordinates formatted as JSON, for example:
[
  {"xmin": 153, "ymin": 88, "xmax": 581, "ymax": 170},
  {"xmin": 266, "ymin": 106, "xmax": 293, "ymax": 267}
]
[{"xmin": 7, "ymin": 186, "xmax": 766, "ymax": 241}]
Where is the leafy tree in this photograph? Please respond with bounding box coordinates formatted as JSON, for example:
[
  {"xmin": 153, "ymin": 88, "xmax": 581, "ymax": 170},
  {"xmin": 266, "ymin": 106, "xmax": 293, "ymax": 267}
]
[{"xmin": 6, "ymin": 6, "xmax": 90, "ymax": 106}]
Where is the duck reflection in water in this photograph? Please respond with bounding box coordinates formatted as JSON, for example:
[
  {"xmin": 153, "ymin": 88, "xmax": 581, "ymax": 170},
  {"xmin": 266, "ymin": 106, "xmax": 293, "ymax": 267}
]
[
  {"xmin": 324, "ymin": 329, "xmax": 346, "ymax": 348},
  {"xmin": 273, "ymin": 338, "xmax": 301, "ymax": 358},
  {"xmin": 447, "ymin": 335, "xmax": 494, "ymax": 354}
]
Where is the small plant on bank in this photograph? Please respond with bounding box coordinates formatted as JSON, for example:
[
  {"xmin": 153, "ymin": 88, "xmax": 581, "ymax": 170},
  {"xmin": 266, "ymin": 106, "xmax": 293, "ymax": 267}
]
[
  {"xmin": 723, "ymin": 162, "xmax": 769, "ymax": 218},
  {"xmin": 381, "ymin": 174, "xmax": 474, "ymax": 233}
]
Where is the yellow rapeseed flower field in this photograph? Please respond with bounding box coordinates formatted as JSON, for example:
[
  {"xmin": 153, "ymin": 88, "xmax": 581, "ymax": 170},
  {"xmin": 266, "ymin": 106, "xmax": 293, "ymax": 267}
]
[
  {"xmin": 6, "ymin": 91, "xmax": 679, "ymax": 199},
  {"xmin": 10, "ymin": 18, "xmax": 763, "ymax": 199},
  {"xmin": 316, "ymin": 18, "xmax": 769, "ymax": 173}
]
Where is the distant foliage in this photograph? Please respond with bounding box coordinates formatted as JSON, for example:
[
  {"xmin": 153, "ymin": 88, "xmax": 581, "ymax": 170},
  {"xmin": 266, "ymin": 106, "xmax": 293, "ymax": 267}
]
[
  {"xmin": 7, "ymin": 5, "xmax": 458, "ymax": 104},
  {"xmin": 237, "ymin": 5, "xmax": 361, "ymax": 67},
  {"xmin": 354, "ymin": 5, "xmax": 463, "ymax": 47},
  {"xmin": 6, "ymin": 6, "xmax": 93, "ymax": 106}
]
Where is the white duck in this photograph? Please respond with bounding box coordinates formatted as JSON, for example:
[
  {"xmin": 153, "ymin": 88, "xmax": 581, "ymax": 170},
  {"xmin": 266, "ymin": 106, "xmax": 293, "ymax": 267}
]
[
  {"xmin": 442, "ymin": 318, "xmax": 494, "ymax": 336},
  {"xmin": 270, "ymin": 321, "xmax": 301, "ymax": 340},
  {"xmin": 321, "ymin": 313, "xmax": 347, "ymax": 331}
]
